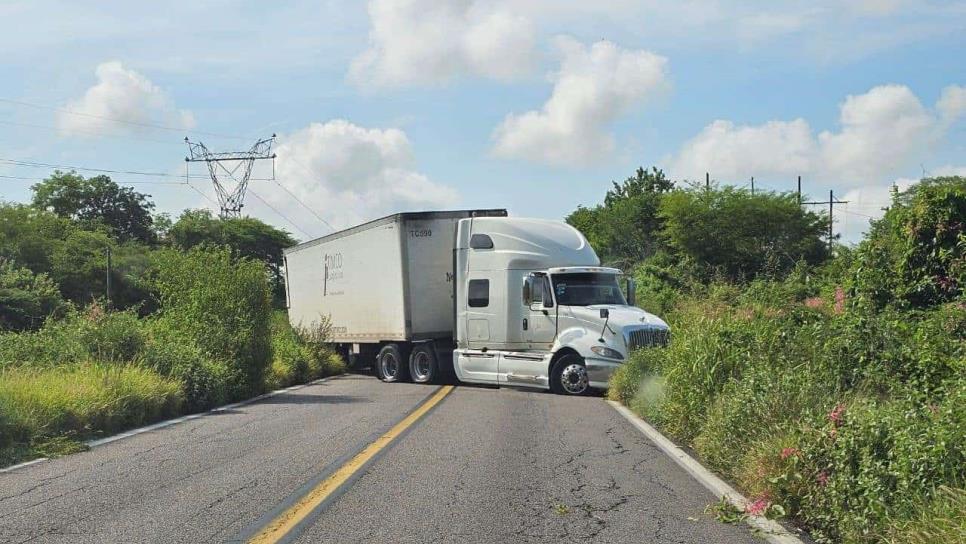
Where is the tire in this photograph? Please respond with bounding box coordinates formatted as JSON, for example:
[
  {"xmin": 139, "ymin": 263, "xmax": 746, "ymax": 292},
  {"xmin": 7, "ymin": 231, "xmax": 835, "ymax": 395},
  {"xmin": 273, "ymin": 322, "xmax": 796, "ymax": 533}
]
[
  {"xmin": 376, "ymin": 343, "xmax": 410, "ymax": 383},
  {"xmin": 550, "ymin": 354, "xmax": 590, "ymax": 396},
  {"xmin": 408, "ymin": 344, "xmax": 438, "ymax": 384}
]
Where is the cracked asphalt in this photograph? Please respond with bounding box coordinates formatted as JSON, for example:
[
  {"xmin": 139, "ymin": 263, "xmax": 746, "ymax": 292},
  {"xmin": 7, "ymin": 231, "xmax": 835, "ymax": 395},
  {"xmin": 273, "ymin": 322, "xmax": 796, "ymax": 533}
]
[{"xmin": 0, "ymin": 374, "xmax": 761, "ymax": 543}]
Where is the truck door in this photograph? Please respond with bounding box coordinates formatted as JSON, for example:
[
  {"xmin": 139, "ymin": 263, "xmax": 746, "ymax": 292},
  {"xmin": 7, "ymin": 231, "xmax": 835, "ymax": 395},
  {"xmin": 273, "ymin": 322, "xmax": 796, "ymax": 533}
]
[
  {"xmin": 524, "ymin": 274, "xmax": 556, "ymax": 349},
  {"xmin": 453, "ymin": 275, "xmax": 501, "ymax": 383}
]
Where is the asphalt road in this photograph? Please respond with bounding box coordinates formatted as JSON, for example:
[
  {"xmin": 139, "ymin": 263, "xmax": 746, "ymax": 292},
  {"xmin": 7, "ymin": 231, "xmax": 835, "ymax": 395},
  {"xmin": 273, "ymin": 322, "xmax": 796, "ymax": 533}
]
[{"xmin": 0, "ymin": 374, "xmax": 762, "ymax": 543}]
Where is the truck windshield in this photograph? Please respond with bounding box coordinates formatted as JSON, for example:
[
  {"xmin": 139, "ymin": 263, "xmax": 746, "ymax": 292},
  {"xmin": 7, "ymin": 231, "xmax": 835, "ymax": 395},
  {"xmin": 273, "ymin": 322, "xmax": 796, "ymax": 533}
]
[{"xmin": 551, "ymin": 273, "xmax": 626, "ymax": 306}]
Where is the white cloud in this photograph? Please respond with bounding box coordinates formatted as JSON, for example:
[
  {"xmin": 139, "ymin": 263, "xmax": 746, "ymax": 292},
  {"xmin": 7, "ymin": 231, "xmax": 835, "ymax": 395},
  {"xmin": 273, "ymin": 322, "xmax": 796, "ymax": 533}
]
[
  {"xmin": 818, "ymin": 84, "xmax": 933, "ymax": 181},
  {"xmin": 348, "ymin": 0, "xmax": 535, "ymax": 88},
  {"xmin": 270, "ymin": 120, "xmax": 459, "ymax": 233},
  {"xmin": 669, "ymin": 84, "xmax": 957, "ymax": 186},
  {"xmin": 669, "ymin": 119, "xmax": 816, "ymax": 182},
  {"xmin": 937, "ymin": 84, "xmax": 966, "ymax": 125},
  {"xmin": 491, "ymin": 37, "xmax": 668, "ymax": 166},
  {"xmin": 57, "ymin": 61, "xmax": 195, "ymax": 136}
]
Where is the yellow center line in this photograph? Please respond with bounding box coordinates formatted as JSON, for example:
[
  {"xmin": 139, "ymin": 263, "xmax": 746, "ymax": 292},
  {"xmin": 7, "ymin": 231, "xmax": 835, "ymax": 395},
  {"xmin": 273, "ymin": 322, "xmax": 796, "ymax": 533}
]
[{"xmin": 248, "ymin": 385, "xmax": 455, "ymax": 544}]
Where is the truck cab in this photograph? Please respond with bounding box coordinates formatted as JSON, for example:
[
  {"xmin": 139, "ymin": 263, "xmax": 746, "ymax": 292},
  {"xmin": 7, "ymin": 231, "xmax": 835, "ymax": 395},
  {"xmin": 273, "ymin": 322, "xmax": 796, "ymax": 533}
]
[{"xmin": 452, "ymin": 217, "xmax": 669, "ymax": 395}]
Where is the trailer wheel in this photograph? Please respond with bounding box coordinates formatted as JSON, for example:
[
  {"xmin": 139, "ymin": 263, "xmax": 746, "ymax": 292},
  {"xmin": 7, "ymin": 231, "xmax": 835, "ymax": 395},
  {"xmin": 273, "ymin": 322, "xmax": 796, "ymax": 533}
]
[
  {"xmin": 376, "ymin": 344, "xmax": 410, "ymax": 383},
  {"xmin": 550, "ymin": 354, "xmax": 590, "ymax": 396},
  {"xmin": 408, "ymin": 344, "xmax": 438, "ymax": 384}
]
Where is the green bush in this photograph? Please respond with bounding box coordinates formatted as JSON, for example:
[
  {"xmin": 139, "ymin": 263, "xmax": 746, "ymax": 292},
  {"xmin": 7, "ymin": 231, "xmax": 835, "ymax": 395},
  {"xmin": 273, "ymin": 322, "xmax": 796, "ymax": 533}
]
[
  {"xmin": 0, "ymin": 306, "xmax": 145, "ymax": 369},
  {"xmin": 851, "ymin": 176, "xmax": 966, "ymax": 310},
  {"xmin": 265, "ymin": 311, "xmax": 345, "ymax": 391},
  {"xmin": 150, "ymin": 247, "xmax": 272, "ymax": 399},
  {"xmin": 609, "ymin": 287, "xmax": 965, "ymax": 544},
  {"xmin": 0, "ymin": 260, "xmax": 65, "ymax": 331},
  {"xmin": 799, "ymin": 387, "xmax": 965, "ymax": 543},
  {"xmin": 141, "ymin": 318, "xmax": 234, "ymax": 412}
]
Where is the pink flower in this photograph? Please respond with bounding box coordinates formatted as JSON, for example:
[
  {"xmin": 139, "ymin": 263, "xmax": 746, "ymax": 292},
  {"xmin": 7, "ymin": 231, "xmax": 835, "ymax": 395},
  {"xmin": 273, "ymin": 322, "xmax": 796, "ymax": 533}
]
[
  {"xmin": 817, "ymin": 470, "xmax": 829, "ymax": 486},
  {"xmin": 828, "ymin": 403, "xmax": 846, "ymax": 427},
  {"xmin": 834, "ymin": 287, "xmax": 846, "ymax": 314},
  {"xmin": 804, "ymin": 297, "xmax": 824, "ymax": 309},
  {"xmin": 780, "ymin": 447, "xmax": 800, "ymax": 460},
  {"xmin": 745, "ymin": 497, "xmax": 770, "ymax": 516}
]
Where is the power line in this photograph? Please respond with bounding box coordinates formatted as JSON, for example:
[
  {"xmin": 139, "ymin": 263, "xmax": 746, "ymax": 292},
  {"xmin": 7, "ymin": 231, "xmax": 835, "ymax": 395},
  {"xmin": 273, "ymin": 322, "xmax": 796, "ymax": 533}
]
[
  {"xmin": 281, "ymin": 155, "xmax": 337, "ymax": 232},
  {"xmin": 0, "ymin": 173, "xmax": 186, "ymax": 185},
  {"xmin": 0, "ymin": 119, "xmax": 184, "ymax": 146},
  {"xmin": 841, "ymin": 209, "xmax": 876, "ymax": 219},
  {"xmin": 3, "ymin": 157, "xmax": 312, "ymax": 237},
  {"xmin": 0, "ymin": 97, "xmax": 247, "ymax": 140},
  {"xmin": 0, "ymin": 157, "xmax": 201, "ymax": 179},
  {"xmin": 0, "ymin": 157, "xmax": 273, "ymax": 181},
  {"xmin": 247, "ymin": 188, "xmax": 311, "ymax": 238},
  {"xmin": 803, "ymin": 189, "xmax": 849, "ymax": 247},
  {"xmin": 269, "ymin": 178, "xmax": 334, "ymax": 232},
  {"xmin": 3, "ymin": 164, "xmax": 331, "ymax": 235},
  {"xmin": 184, "ymin": 180, "xmax": 217, "ymax": 206}
]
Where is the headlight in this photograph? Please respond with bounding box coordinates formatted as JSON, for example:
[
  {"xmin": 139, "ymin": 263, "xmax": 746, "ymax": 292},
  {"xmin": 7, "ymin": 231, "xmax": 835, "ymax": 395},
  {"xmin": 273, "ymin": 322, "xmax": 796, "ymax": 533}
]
[{"xmin": 590, "ymin": 345, "xmax": 624, "ymax": 360}]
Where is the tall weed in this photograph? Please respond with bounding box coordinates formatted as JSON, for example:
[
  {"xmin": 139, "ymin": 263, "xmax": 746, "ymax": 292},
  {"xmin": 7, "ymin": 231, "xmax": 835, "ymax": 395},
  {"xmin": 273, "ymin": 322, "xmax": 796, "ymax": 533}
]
[{"xmin": 150, "ymin": 247, "xmax": 272, "ymax": 399}]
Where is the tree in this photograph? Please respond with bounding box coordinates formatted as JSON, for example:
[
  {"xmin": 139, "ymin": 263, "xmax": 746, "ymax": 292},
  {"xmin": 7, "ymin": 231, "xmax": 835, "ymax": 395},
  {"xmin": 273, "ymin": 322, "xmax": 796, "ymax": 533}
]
[
  {"xmin": 566, "ymin": 167, "xmax": 674, "ymax": 267},
  {"xmin": 0, "ymin": 203, "xmax": 72, "ymax": 274},
  {"xmin": 659, "ymin": 187, "xmax": 829, "ymax": 281},
  {"xmin": 851, "ymin": 176, "xmax": 966, "ymax": 309},
  {"xmin": 0, "ymin": 259, "xmax": 65, "ymax": 331},
  {"xmin": 168, "ymin": 210, "xmax": 296, "ymax": 300},
  {"xmin": 0, "ymin": 202, "xmax": 151, "ymax": 308},
  {"xmin": 32, "ymin": 171, "xmax": 157, "ymax": 243}
]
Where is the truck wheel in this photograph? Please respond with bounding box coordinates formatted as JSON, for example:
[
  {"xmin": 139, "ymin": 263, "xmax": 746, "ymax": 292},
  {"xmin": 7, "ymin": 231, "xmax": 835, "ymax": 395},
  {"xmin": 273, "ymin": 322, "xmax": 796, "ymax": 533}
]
[
  {"xmin": 376, "ymin": 344, "xmax": 410, "ymax": 383},
  {"xmin": 408, "ymin": 344, "xmax": 438, "ymax": 384},
  {"xmin": 550, "ymin": 354, "xmax": 590, "ymax": 396}
]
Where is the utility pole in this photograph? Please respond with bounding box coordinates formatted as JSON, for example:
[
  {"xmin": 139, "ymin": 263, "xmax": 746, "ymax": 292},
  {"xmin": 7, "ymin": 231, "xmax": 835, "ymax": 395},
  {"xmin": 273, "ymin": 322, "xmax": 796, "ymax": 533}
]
[
  {"xmin": 105, "ymin": 246, "xmax": 112, "ymax": 309},
  {"xmin": 803, "ymin": 189, "xmax": 848, "ymax": 248},
  {"xmin": 797, "ymin": 176, "xmax": 802, "ymax": 205},
  {"xmin": 705, "ymin": 172, "xmax": 710, "ymax": 191},
  {"xmin": 750, "ymin": 176, "xmax": 755, "ymax": 195},
  {"xmin": 185, "ymin": 135, "xmax": 277, "ymax": 218}
]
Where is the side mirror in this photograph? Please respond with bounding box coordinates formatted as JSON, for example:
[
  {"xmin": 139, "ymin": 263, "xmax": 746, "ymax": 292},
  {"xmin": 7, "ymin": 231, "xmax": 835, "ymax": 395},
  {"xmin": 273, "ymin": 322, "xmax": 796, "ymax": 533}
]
[
  {"xmin": 625, "ymin": 278, "xmax": 636, "ymax": 306},
  {"xmin": 599, "ymin": 308, "xmax": 609, "ymax": 319},
  {"xmin": 542, "ymin": 277, "xmax": 554, "ymax": 308}
]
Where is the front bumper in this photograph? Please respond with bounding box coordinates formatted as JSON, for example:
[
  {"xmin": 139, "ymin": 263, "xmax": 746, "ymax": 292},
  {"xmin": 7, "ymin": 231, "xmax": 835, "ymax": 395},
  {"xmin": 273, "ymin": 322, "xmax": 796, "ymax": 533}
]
[{"xmin": 585, "ymin": 357, "xmax": 623, "ymax": 389}]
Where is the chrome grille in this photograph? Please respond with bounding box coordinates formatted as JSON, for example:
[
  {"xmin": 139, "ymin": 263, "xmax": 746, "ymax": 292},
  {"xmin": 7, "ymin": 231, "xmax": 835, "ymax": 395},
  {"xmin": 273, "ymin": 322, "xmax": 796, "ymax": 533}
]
[{"xmin": 625, "ymin": 326, "xmax": 670, "ymax": 351}]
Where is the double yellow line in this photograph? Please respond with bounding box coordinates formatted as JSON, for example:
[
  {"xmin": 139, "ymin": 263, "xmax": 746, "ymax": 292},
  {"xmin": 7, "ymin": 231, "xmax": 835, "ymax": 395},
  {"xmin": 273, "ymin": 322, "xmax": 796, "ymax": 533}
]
[{"xmin": 248, "ymin": 385, "xmax": 455, "ymax": 544}]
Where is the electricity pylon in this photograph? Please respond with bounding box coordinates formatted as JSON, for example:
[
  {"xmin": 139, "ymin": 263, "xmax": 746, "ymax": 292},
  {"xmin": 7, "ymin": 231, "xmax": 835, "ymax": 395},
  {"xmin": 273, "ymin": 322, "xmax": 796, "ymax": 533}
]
[{"xmin": 184, "ymin": 135, "xmax": 276, "ymax": 218}]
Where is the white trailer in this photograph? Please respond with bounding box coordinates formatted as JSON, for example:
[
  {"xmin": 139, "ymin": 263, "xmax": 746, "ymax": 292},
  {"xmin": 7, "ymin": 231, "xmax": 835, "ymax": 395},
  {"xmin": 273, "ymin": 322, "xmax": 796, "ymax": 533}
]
[
  {"xmin": 284, "ymin": 209, "xmax": 670, "ymax": 395},
  {"xmin": 284, "ymin": 210, "xmax": 507, "ymax": 372}
]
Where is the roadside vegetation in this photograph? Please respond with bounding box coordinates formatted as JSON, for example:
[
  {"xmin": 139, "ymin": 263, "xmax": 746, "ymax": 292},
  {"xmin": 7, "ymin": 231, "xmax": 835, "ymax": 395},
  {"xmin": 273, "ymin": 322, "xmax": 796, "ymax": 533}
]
[
  {"xmin": 589, "ymin": 170, "xmax": 965, "ymax": 543},
  {"xmin": 0, "ymin": 171, "xmax": 344, "ymax": 467}
]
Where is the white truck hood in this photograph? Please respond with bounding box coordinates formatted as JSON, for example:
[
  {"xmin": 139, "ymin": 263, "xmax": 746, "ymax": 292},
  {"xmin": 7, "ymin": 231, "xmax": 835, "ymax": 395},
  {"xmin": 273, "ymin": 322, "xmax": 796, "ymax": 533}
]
[{"xmin": 567, "ymin": 304, "xmax": 669, "ymax": 331}]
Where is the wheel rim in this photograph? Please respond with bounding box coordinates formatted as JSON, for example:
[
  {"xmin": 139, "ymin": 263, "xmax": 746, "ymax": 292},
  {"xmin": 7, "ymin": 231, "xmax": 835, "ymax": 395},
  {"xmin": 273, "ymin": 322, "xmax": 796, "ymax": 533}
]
[
  {"xmin": 413, "ymin": 351, "xmax": 431, "ymax": 381},
  {"xmin": 560, "ymin": 364, "xmax": 589, "ymax": 394},
  {"xmin": 381, "ymin": 352, "xmax": 398, "ymax": 379}
]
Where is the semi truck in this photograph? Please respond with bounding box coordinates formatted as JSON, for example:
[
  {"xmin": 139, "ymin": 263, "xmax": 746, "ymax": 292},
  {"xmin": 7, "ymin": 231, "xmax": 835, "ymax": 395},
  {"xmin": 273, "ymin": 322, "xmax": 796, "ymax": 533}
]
[{"xmin": 283, "ymin": 209, "xmax": 669, "ymax": 395}]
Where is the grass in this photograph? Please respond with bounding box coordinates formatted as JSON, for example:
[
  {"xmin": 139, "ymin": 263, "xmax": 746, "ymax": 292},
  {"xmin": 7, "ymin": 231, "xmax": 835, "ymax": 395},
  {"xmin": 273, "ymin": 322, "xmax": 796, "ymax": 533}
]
[
  {"xmin": 0, "ymin": 303, "xmax": 345, "ymax": 468},
  {"xmin": 0, "ymin": 363, "xmax": 183, "ymax": 466},
  {"xmin": 264, "ymin": 311, "xmax": 346, "ymax": 391},
  {"xmin": 883, "ymin": 486, "xmax": 966, "ymax": 544}
]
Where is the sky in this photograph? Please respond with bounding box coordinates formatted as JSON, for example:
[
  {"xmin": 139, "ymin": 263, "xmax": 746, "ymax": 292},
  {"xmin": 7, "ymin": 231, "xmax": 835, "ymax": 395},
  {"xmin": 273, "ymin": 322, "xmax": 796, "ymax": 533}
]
[{"xmin": 0, "ymin": 0, "xmax": 963, "ymax": 243}]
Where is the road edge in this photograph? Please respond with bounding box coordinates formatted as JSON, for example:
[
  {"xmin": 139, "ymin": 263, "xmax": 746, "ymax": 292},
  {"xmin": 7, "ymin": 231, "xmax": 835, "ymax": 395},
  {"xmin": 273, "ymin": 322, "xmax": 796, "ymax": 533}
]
[
  {"xmin": 0, "ymin": 374, "xmax": 347, "ymax": 475},
  {"xmin": 606, "ymin": 400, "xmax": 805, "ymax": 544}
]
